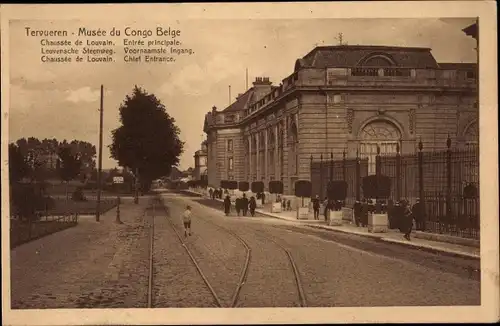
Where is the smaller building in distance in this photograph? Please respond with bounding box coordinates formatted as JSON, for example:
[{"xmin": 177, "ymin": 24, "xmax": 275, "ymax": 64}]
[{"xmin": 193, "ymin": 140, "xmax": 208, "ymax": 182}]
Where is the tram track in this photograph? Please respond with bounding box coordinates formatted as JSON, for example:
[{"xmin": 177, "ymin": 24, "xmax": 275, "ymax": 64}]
[{"xmin": 147, "ymin": 193, "xmax": 307, "ymax": 307}]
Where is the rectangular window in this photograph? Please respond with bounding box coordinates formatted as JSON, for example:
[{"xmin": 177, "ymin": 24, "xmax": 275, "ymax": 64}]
[
  {"xmin": 228, "ymin": 157, "xmax": 234, "ymax": 171},
  {"xmin": 227, "ymin": 139, "xmax": 233, "ymax": 152}
]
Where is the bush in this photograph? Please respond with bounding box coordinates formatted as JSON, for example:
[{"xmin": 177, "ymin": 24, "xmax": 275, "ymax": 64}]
[
  {"xmin": 72, "ymin": 187, "xmax": 86, "ymax": 201},
  {"xmin": 327, "ymin": 180, "xmax": 348, "ymax": 201},
  {"xmin": 238, "ymin": 181, "xmax": 250, "ymax": 192},
  {"xmin": 251, "ymin": 181, "xmax": 264, "ymax": 194},
  {"xmin": 463, "ymin": 183, "xmax": 478, "ymax": 199},
  {"xmin": 294, "ymin": 180, "xmax": 312, "ymax": 198},
  {"xmin": 269, "ymin": 180, "xmax": 284, "ymax": 194},
  {"xmin": 362, "ymin": 175, "xmax": 391, "ymax": 199},
  {"xmin": 227, "ymin": 180, "xmax": 238, "ymax": 190}
]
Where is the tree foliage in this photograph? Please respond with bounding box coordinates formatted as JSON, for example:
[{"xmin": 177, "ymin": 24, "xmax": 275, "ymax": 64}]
[
  {"xmin": 56, "ymin": 146, "xmax": 82, "ymax": 182},
  {"xmin": 294, "ymin": 180, "xmax": 312, "ymax": 198},
  {"xmin": 109, "ymin": 86, "xmax": 184, "ymax": 190},
  {"xmin": 9, "ymin": 143, "xmax": 30, "ymax": 185},
  {"xmin": 227, "ymin": 180, "xmax": 238, "ymax": 190},
  {"xmin": 251, "ymin": 181, "xmax": 264, "ymax": 193},
  {"xmin": 238, "ymin": 181, "xmax": 250, "ymax": 192},
  {"xmin": 11, "ymin": 137, "xmax": 96, "ymax": 181},
  {"xmin": 327, "ymin": 180, "xmax": 348, "ymax": 201},
  {"xmin": 361, "ymin": 175, "xmax": 391, "ymax": 199},
  {"xmin": 269, "ymin": 180, "xmax": 284, "ymax": 194}
]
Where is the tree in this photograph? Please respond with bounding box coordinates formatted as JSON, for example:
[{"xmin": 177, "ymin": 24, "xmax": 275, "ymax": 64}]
[
  {"xmin": 110, "ymin": 86, "xmax": 184, "ymax": 193},
  {"xmin": 9, "ymin": 143, "xmax": 30, "ymax": 185},
  {"xmin": 361, "ymin": 175, "xmax": 391, "ymax": 199},
  {"xmin": 57, "ymin": 146, "xmax": 82, "ymax": 201},
  {"xmin": 251, "ymin": 181, "xmax": 264, "ymax": 194},
  {"xmin": 294, "ymin": 180, "xmax": 312, "ymax": 207},
  {"xmin": 238, "ymin": 181, "xmax": 250, "ymax": 192},
  {"xmin": 57, "ymin": 146, "xmax": 82, "ymax": 182}
]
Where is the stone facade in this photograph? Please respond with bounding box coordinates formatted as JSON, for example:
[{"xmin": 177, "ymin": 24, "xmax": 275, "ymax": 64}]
[
  {"xmin": 193, "ymin": 141, "xmax": 208, "ymax": 181},
  {"xmin": 203, "ymin": 45, "xmax": 478, "ymax": 194}
]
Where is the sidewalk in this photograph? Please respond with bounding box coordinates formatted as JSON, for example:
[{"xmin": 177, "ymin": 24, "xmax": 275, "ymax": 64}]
[
  {"xmin": 10, "ymin": 196, "xmax": 152, "ymax": 308},
  {"xmin": 258, "ymin": 209, "xmax": 480, "ymax": 260},
  {"xmin": 182, "ymin": 189, "xmax": 480, "ymax": 260}
]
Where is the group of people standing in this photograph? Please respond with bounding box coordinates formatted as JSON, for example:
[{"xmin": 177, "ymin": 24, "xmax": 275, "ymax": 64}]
[
  {"xmin": 353, "ymin": 198, "xmax": 425, "ymax": 241},
  {"xmin": 311, "ymin": 196, "xmax": 344, "ymax": 221},
  {"xmin": 224, "ymin": 193, "xmax": 257, "ymax": 217},
  {"xmin": 208, "ymin": 188, "xmax": 225, "ymax": 200},
  {"xmin": 276, "ymin": 195, "xmax": 292, "ymax": 211}
]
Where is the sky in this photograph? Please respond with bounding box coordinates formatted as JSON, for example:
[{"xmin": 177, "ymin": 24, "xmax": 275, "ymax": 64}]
[{"xmin": 9, "ymin": 18, "xmax": 477, "ymax": 170}]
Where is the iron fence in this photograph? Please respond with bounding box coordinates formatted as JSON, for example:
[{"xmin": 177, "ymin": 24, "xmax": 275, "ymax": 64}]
[{"xmin": 310, "ymin": 137, "xmax": 480, "ymax": 239}]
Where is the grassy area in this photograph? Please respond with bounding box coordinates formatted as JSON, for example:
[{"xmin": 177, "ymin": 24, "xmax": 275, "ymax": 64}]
[
  {"xmin": 45, "ymin": 198, "xmax": 118, "ymax": 215},
  {"xmin": 10, "ymin": 218, "xmax": 77, "ymax": 249},
  {"xmin": 10, "ymin": 198, "xmax": 117, "ymax": 248}
]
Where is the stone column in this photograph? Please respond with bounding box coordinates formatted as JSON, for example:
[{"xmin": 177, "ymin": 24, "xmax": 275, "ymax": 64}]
[
  {"xmin": 275, "ymin": 124, "xmax": 279, "ymax": 178},
  {"xmin": 283, "ymin": 117, "xmax": 289, "ymax": 193},
  {"xmin": 256, "ymin": 132, "xmax": 260, "ymax": 180},
  {"xmin": 264, "ymin": 129, "xmax": 268, "ymax": 183},
  {"xmin": 248, "ymin": 135, "xmax": 252, "ymax": 180}
]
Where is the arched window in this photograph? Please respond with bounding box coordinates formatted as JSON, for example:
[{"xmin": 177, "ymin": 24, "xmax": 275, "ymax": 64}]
[
  {"xmin": 359, "ymin": 120, "xmax": 401, "ymax": 175},
  {"xmin": 462, "ymin": 120, "xmax": 479, "ymax": 186},
  {"xmin": 464, "ymin": 120, "xmax": 478, "ymax": 147},
  {"xmin": 363, "ymin": 56, "xmax": 393, "ymax": 67}
]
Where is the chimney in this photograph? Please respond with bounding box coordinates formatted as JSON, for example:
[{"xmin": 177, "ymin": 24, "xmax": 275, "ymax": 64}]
[
  {"xmin": 253, "ymin": 76, "xmax": 272, "ymax": 86},
  {"xmin": 212, "ymin": 106, "xmax": 217, "ymax": 113}
]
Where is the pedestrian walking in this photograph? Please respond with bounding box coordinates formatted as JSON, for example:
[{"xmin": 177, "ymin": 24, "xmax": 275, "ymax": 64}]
[
  {"xmin": 235, "ymin": 197, "xmax": 241, "ymax": 216},
  {"xmin": 323, "ymin": 197, "xmax": 329, "ymax": 221},
  {"xmin": 249, "ymin": 196, "xmax": 257, "ymax": 216},
  {"xmin": 241, "ymin": 193, "xmax": 249, "ymax": 216},
  {"xmin": 400, "ymin": 200, "xmax": 414, "ymax": 241},
  {"xmin": 412, "ymin": 198, "xmax": 425, "ymax": 231},
  {"xmin": 354, "ymin": 200, "xmax": 362, "ymax": 226},
  {"xmin": 224, "ymin": 195, "xmax": 231, "ymax": 216},
  {"xmin": 361, "ymin": 199, "xmax": 369, "ymax": 227},
  {"xmin": 286, "ymin": 199, "xmax": 291, "ymax": 211},
  {"xmin": 312, "ymin": 195, "xmax": 320, "ymax": 219},
  {"xmin": 182, "ymin": 205, "xmax": 192, "ymax": 238}
]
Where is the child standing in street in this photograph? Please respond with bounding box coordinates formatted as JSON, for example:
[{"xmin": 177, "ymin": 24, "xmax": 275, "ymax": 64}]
[{"xmin": 182, "ymin": 205, "xmax": 192, "ymax": 238}]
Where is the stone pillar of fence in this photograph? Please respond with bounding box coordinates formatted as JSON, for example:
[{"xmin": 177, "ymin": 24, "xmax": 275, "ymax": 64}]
[
  {"xmin": 355, "ymin": 149, "xmax": 361, "ymax": 201},
  {"xmin": 342, "ymin": 149, "xmax": 347, "ymax": 182},
  {"xmin": 418, "ymin": 139, "xmax": 425, "ymax": 216},
  {"xmin": 320, "ymin": 154, "xmax": 324, "ymax": 199},
  {"xmin": 446, "ymin": 135, "xmax": 453, "ymax": 224},
  {"xmin": 330, "ymin": 152, "xmax": 333, "ymax": 182},
  {"xmin": 395, "ymin": 143, "xmax": 402, "ymax": 201}
]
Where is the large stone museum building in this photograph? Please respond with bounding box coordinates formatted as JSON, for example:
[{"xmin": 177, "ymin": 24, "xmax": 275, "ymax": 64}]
[{"xmin": 203, "ymin": 44, "xmax": 478, "ymax": 195}]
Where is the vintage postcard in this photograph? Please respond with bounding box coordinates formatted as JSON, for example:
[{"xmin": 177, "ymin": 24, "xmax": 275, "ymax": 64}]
[{"xmin": 1, "ymin": 2, "xmax": 498, "ymax": 325}]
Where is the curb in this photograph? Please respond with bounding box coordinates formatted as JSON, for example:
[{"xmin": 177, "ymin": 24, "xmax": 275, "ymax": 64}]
[
  {"xmin": 379, "ymin": 237, "xmax": 480, "ymax": 260},
  {"xmin": 304, "ymin": 223, "xmax": 385, "ymax": 239},
  {"xmin": 305, "ymin": 224, "xmax": 479, "ymax": 260},
  {"xmin": 182, "ymin": 190, "xmax": 480, "ymax": 260}
]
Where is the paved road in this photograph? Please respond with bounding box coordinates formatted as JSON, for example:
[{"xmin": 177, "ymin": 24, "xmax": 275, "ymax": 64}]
[
  {"xmin": 10, "ymin": 191, "xmax": 480, "ymax": 309},
  {"xmin": 159, "ymin": 191, "xmax": 480, "ymax": 307}
]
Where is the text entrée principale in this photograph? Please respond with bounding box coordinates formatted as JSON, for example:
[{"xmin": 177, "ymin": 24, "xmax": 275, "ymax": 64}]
[{"xmin": 25, "ymin": 26, "xmax": 195, "ymax": 64}]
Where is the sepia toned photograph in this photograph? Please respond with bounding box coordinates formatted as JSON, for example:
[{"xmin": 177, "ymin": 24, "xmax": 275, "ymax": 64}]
[{"xmin": 1, "ymin": 2, "xmax": 498, "ymax": 325}]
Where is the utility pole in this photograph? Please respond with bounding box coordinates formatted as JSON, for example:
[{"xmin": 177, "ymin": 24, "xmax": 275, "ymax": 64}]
[
  {"xmin": 229, "ymin": 85, "xmax": 231, "ymax": 105},
  {"xmin": 96, "ymin": 85, "xmax": 104, "ymax": 222}
]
